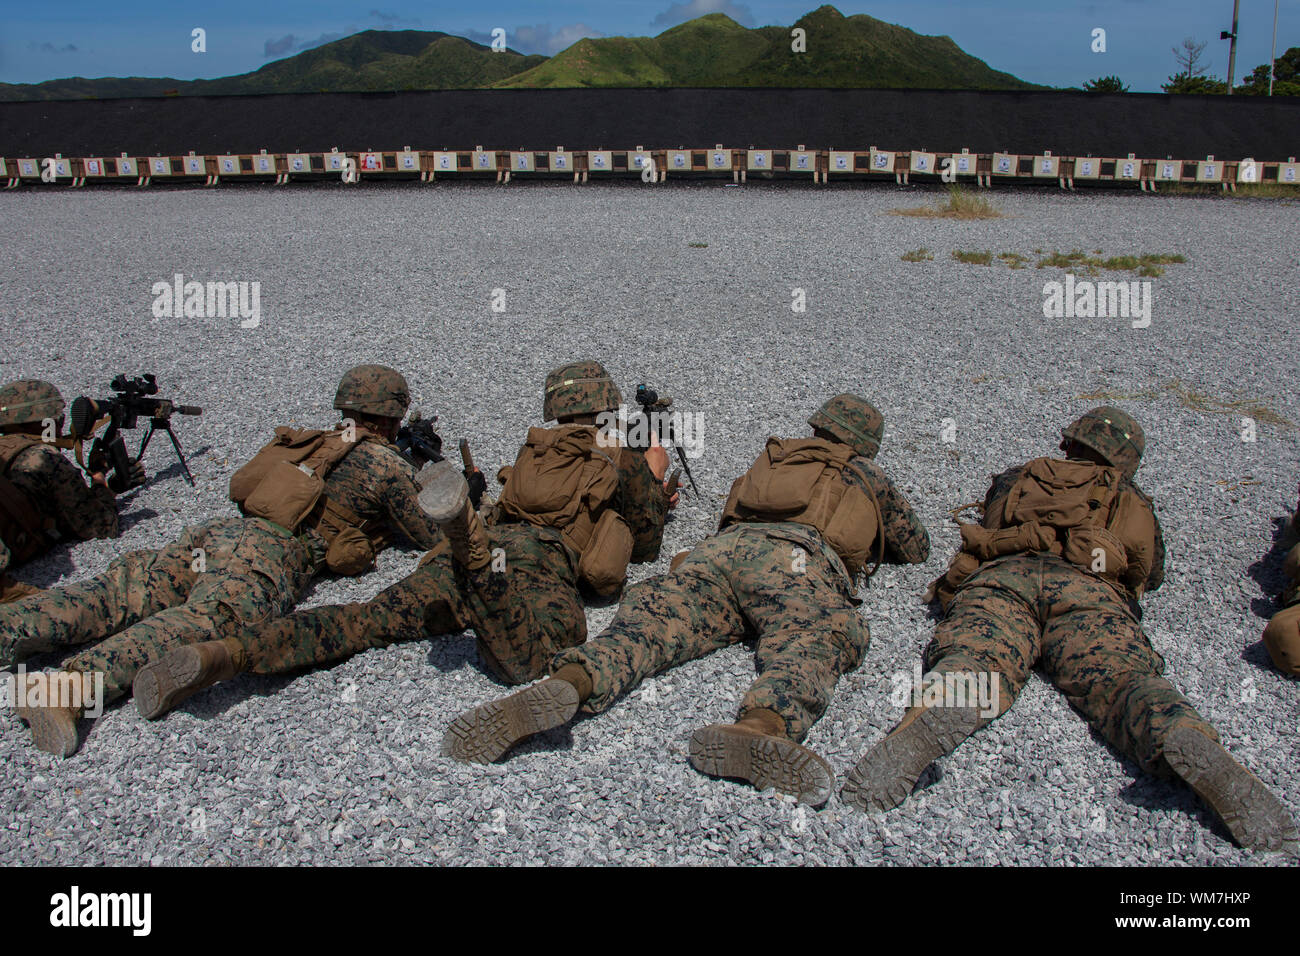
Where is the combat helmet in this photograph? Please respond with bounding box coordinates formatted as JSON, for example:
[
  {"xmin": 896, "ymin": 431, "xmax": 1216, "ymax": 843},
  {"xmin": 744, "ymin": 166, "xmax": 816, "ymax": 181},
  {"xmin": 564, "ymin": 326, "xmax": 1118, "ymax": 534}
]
[
  {"xmin": 0, "ymin": 380, "xmax": 65, "ymax": 430},
  {"xmin": 809, "ymin": 394, "xmax": 885, "ymax": 459},
  {"xmin": 333, "ymin": 365, "xmax": 410, "ymax": 419},
  {"xmin": 543, "ymin": 360, "xmax": 621, "ymax": 422},
  {"xmin": 1061, "ymin": 406, "xmax": 1145, "ymax": 478}
]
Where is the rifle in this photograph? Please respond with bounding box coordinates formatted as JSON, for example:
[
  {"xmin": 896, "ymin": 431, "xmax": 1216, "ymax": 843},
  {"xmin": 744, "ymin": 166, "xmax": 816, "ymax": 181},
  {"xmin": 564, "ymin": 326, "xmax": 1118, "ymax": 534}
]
[
  {"xmin": 635, "ymin": 384, "xmax": 699, "ymax": 497},
  {"xmin": 395, "ymin": 411, "xmax": 444, "ymax": 468},
  {"xmin": 67, "ymin": 374, "xmax": 202, "ymax": 490}
]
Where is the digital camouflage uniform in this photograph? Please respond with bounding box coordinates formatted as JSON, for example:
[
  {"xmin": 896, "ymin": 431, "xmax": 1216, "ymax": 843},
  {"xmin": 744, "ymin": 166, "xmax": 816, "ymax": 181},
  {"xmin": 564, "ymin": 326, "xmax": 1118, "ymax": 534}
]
[
  {"xmin": 844, "ymin": 407, "xmax": 1298, "ymax": 853},
  {"xmin": 917, "ymin": 463, "xmax": 1214, "ymax": 774},
  {"xmin": 555, "ymin": 458, "xmax": 927, "ymax": 740},
  {"xmin": 443, "ymin": 394, "xmax": 928, "ymax": 807},
  {"xmin": 228, "ymin": 444, "xmax": 666, "ymax": 685},
  {"xmin": 129, "ymin": 359, "xmax": 669, "ymax": 725},
  {"xmin": 0, "ymin": 439, "xmax": 438, "ymax": 702},
  {"xmin": 1261, "ymin": 489, "xmax": 1300, "ymax": 675},
  {"xmin": 5, "ymin": 365, "xmax": 442, "ymax": 757},
  {"xmin": 0, "ymin": 380, "xmax": 121, "ymax": 602}
]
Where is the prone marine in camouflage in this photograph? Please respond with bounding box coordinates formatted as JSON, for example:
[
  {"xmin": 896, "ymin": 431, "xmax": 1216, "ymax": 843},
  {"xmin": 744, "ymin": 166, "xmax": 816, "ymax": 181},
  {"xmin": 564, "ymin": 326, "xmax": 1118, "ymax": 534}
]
[
  {"xmin": 3, "ymin": 365, "xmax": 441, "ymax": 757},
  {"xmin": 842, "ymin": 407, "xmax": 1298, "ymax": 854},
  {"xmin": 1261, "ymin": 484, "xmax": 1300, "ymax": 676},
  {"xmin": 129, "ymin": 359, "xmax": 672, "ymax": 723},
  {"xmin": 0, "ymin": 380, "xmax": 126, "ymax": 602},
  {"xmin": 442, "ymin": 394, "xmax": 930, "ymax": 808}
]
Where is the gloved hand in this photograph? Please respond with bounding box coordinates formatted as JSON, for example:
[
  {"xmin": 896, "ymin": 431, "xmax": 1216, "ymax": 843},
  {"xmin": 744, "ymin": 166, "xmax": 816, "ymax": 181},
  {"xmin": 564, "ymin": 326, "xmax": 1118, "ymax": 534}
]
[
  {"xmin": 109, "ymin": 460, "xmax": 147, "ymax": 493},
  {"xmin": 465, "ymin": 469, "xmax": 487, "ymax": 509}
]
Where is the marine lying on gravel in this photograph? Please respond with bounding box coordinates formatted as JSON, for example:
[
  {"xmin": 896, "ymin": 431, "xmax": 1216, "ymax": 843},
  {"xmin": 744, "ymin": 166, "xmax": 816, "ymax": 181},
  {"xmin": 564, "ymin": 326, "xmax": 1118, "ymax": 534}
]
[
  {"xmin": 1261, "ymin": 483, "xmax": 1300, "ymax": 677},
  {"xmin": 0, "ymin": 379, "xmax": 134, "ymax": 604},
  {"xmin": 4, "ymin": 364, "xmax": 442, "ymax": 757},
  {"xmin": 443, "ymin": 393, "xmax": 930, "ymax": 808},
  {"xmin": 841, "ymin": 406, "xmax": 1299, "ymax": 854},
  {"xmin": 131, "ymin": 359, "xmax": 674, "ymax": 722}
]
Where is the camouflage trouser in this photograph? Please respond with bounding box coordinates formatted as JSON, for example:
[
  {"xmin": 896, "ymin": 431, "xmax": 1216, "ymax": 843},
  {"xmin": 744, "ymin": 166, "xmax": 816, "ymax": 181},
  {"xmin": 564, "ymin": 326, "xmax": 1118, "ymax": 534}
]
[
  {"xmin": 554, "ymin": 523, "xmax": 867, "ymax": 741},
  {"xmin": 0, "ymin": 517, "xmax": 314, "ymax": 702},
  {"xmin": 238, "ymin": 523, "xmax": 585, "ymax": 686},
  {"xmin": 925, "ymin": 552, "xmax": 1217, "ymax": 774}
]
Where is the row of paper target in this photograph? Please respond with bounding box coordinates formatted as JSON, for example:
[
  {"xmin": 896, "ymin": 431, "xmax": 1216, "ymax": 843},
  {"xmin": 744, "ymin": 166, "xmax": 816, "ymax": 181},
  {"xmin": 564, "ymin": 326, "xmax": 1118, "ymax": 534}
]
[{"xmin": 4, "ymin": 146, "xmax": 1297, "ymax": 186}]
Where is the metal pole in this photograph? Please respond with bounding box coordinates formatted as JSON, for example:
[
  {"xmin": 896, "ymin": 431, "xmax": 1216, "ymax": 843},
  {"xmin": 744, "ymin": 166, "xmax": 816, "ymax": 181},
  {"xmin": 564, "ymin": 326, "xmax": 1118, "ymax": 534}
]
[
  {"xmin": 1270, "ymin": 0, "xmax": 1280, "ymax": 95},
  {"xmin": 1227, "ymin": 0, "xmax": 1241, "ymax": 92}
]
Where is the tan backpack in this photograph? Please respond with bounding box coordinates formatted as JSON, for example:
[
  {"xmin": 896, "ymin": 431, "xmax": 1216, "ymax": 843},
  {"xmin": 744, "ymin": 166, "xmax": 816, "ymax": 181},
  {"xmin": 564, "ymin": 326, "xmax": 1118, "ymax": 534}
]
[
  {"xmin": 496, "ymin": 424, "xmax": 633, "ymax": 597},
  {"xmin": 929, "ymin": 457, "xmax": 1156, "ymax": 608},
  {"xmin": 0, "ymin": 435, "xmax": 56, "ymax": 565},
  {"xmin": 229, "ymin": 425, "xmax": 382, "ymax": 575},
  {"xmin": 719, "ymin": 437, "xmax": 884, "ymax": 578}
]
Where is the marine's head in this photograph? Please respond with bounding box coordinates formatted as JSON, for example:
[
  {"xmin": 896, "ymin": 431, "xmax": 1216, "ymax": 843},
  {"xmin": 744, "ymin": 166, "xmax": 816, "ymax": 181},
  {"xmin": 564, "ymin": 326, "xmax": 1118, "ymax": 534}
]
[
  {"xmin": 334, "ymin": 365, "xmax": 411, "ymax": 439},
  {"xmin": 809, "ymin": 393, "xmax": 884, "ymax": 459},
  {"xmin": 0, "ymin": 380, "xmax": 65, "ymax": 433},
  {"xmin": 543, "ymin": 360, "xmax": 622, "ymax": 424},
  {"xmin": 1060, "ymin": 406, "xmax": 1145, "ymax": 478}
]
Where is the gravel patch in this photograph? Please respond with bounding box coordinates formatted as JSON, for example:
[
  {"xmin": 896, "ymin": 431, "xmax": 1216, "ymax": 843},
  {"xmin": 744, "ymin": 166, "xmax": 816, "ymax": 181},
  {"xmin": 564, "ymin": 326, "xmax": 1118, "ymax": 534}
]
[{"xmin": 1, "ymin": 180, "xmax": 1297, "ymax": 866}]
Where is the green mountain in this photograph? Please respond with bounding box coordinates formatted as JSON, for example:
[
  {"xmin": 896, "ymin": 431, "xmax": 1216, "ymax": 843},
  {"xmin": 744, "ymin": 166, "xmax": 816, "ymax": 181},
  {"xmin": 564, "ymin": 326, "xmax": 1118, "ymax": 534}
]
[
  {"xmin": 0, "ymin": 30, "xmax": 545, "ymax": 101},
  {"xmin": 0, "ymin": 8, "xmax": 1037, "ymax": 102},
  {"xmin": 494, "ymin": 7, "xmax": 1038, "ymax": 90}
]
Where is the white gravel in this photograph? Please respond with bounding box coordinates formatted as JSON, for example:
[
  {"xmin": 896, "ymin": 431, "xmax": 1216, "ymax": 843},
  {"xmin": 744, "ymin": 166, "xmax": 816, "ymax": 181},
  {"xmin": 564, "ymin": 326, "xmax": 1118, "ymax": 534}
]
[{"xmin": 1, "ymin": 180, "xmax": 1297, "ymax": 866}]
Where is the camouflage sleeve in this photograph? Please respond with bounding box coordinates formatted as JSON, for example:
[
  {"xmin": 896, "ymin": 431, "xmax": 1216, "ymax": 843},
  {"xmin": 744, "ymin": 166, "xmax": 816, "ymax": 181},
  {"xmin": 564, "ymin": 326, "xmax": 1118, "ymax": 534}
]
[
  {"xmin": 616, "ymin": 448, "xmax": 668, "ymax": 564},
  {"xmin": 15, "ymin": 445, "xmax": 120, "ymax": 541},
  {"xmin": 361, "ymin": 445, "xmax": 441, "ymax": 551},
  {"xmin": 849, "ymin": 457, "xmax": 930, "ymax": 564}
]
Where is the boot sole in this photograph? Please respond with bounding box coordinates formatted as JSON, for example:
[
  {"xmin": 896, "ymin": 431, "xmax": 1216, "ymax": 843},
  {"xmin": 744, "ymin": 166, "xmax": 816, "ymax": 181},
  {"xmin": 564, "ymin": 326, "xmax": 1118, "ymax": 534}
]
[
  {"xmin": 417, "ymin": 461, "xmax": 469, "ymax": 523},
  {"xmin": 133, "ymin": 646, "xmax": 208, "ymax": 720},
  {"xmin": 688, "ymin": 724, "xmax": 834, "ymax": 808},
  {"xmin": 1163, "ymin": 725, "xmax": 1300, "ymax": 854},
  {"xmin": 441, "ymin": 679, "xmax": 580, "ymax": 764},
  {"xmin": 842, "ymin": 706, "xmax": 982, "ymax": 814},
  {"xmin": 14, "ymin": 704, "xmax": 79, "ymax": 757}
]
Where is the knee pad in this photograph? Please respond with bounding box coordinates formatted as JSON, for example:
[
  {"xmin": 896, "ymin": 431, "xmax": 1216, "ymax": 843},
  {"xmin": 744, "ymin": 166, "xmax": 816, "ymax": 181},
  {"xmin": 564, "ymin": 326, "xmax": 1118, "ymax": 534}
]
[{"xmin": 1262, "ymin": 604, "xmax": 1300, "ymax": 677}]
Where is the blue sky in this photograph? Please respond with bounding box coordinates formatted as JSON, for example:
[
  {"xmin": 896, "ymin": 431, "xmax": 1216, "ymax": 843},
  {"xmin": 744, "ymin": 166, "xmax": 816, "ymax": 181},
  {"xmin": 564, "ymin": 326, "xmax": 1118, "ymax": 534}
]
[{"xmin": 2, "ymin": 0, "xmax": 1296, "ymax": 92}]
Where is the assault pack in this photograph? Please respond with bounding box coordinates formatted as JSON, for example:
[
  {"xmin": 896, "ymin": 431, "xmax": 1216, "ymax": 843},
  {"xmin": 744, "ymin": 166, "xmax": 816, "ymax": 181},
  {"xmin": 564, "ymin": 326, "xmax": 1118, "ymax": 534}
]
[
  {"xmin": 0, "ymin": 435, "xmax": 57, "ymax": 566},
  {"xmin": 228, "ymin": 425, "xmax": 386, "ymax": 576},
  {"xmin": 929, "ymin": 456, "xmax": 1157, "ymax": 608},
  {"xmin": 719, "ymin": 437, "xmax": 884, "ymax": 578},
  {"xmin": 495, "ymin": 424, "xmax": 633, "ymax": 597}
]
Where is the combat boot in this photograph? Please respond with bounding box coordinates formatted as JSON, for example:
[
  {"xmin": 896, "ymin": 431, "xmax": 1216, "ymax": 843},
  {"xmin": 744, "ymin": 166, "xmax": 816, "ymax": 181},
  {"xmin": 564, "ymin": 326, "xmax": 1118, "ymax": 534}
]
[
  {"xmin": 841, "ymin": 702, "xmax": 984, "ymax": 813},
  {"xmin": 132, "ymin": 638, "xmax": 247, "ymax": 720},
  {"xmin": 441, "ymin": 664, "xmax": 591, "ymax": 764},
  {"xmin": 1162, "ymin": 724, "xmax": 1300, "ymax": 854},
  {"xmin": 13, "ymin": 672, "xmax": 86, "ymax": 758},
  {"xmin": 418, "ymin": 460, "xmax": 491, "ymax": 571},
  {"xmin": 688, "ymin": 709, "xmax": 835, "ymax": 808}
]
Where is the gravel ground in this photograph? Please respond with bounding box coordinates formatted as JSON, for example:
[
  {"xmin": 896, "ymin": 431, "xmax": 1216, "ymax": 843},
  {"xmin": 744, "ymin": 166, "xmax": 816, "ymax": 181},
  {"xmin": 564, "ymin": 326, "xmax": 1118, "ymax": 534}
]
[{"xmin": 0, "ymin": 180, "xmax": 1297, "ymax": 866}]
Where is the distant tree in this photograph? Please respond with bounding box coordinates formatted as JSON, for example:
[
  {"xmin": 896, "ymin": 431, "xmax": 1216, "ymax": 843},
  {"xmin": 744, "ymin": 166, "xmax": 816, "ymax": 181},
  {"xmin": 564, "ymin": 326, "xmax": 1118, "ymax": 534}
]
[
  {"xmin": 1162, "ymin": 39, "xmax": 1227, "ymax": 93},
  {"xmin": 1082, "ymin": 75, "xmax": 1129, "ymax": 93},
  {"xmin": 1162, "ymin": 74, "xmax": 1229, "ymax": 94},
  {"xmin": 1172, "ymin": 37, "xmax": 1210, "ymax": 79},
  {"xmin": 1236, "ymin": 46, "xmax": 1300, "ymax": 95}
]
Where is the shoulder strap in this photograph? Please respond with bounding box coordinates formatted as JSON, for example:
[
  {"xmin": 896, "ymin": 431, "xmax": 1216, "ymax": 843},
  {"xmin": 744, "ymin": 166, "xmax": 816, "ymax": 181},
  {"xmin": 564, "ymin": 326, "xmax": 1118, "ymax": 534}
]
[{"xmin": 843, "ymin": 461, "xmax": 886, "ymax": 579}]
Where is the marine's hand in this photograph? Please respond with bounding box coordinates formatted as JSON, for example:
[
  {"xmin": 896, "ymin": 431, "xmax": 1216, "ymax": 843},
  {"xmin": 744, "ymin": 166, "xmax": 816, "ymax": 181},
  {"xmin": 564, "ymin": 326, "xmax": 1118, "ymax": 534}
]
[{"xmin": 464, "ymin": 468, "xmax": 487, "ymax": 510}]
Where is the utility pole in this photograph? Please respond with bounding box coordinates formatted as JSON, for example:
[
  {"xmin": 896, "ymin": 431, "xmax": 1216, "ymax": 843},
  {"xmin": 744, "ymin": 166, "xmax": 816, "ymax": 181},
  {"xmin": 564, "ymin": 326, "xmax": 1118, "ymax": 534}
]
[
  {"xmin": 1270, "ymin": 0, "xmax": 1280, "ymax": 95},
  {"xmin": 1221, "ymin": 0, "xmax": 1241, "ymax": 93}
]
